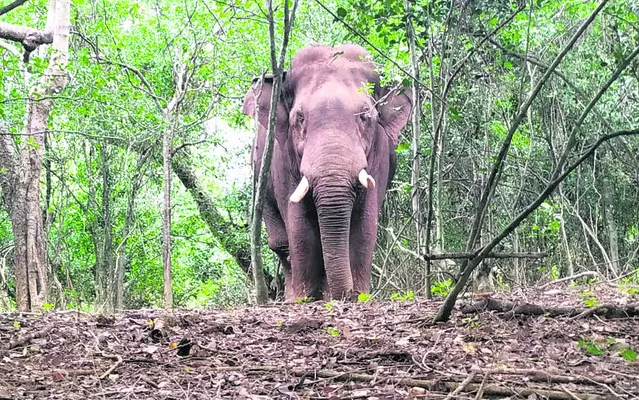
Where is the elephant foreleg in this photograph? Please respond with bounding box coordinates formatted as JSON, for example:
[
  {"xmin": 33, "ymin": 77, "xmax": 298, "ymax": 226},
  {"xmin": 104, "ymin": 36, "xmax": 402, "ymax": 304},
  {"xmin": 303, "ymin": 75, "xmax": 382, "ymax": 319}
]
[
  {"xmin": 287, "ymin": 204, "xmax": 325, "ymax": 300},
  {"xmin": 349, "ymin": 191, "xmax": 379, "ymax": 294}
]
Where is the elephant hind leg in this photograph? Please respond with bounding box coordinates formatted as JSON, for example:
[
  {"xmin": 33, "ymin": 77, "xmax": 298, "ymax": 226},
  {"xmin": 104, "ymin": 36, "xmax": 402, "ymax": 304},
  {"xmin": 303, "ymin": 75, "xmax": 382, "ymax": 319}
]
[{"xmin": 263, "ymin": 201, "xmax": 294, "ymax": 301}]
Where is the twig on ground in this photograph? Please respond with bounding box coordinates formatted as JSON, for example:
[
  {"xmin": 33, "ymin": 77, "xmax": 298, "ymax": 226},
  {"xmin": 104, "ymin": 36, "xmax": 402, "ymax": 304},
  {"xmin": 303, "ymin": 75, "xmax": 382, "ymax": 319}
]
[
  {"xmin": 474, "ymin": 372, "xmax": 490, "ymax": 400},
  {"xmin": 461, "ymin": 297, "xmax": 639, "ymax": 320},
  {"xmin": 444, "ymin": 370, "xmax": 477, "ymax": 400},
  {"xmin": 98, "ymin": 355, "xmax": 123, "ymax": 380},
  {"xmin": 487, "ymin": 367, "xmax": 615, "ymax": 385},
  {"xmin": 561, "ymin": 384, "xmax": 585, "ymax": 400}
]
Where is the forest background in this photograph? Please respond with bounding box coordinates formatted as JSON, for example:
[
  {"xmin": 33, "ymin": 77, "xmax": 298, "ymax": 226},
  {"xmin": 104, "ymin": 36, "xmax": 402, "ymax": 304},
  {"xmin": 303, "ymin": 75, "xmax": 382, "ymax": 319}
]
[{"xmin": 0, "ymin": 0, "xmax": 638, "ymax": 314}]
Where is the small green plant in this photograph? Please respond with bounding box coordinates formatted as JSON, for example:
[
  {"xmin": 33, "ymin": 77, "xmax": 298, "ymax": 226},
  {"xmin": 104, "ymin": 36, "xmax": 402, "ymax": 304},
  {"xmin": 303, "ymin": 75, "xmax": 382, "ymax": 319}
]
[
  {"xmin": 326, "ymin": 327, "xmax": 340, "ymax": 337},
  {"xmin": 579, "ymin": 291, "xmax": 600, "ymax": 308},
  {"xmin": 41, "ymin": 302, "xmax": 55, "ymax": 312},
  {"xmin": 357, "ymin": 292, "xmax": 371, "ymax": 303},
  {"xmin": 462, "ymin": 316, "xmax": 481, "ymax": 329},
  {"xmin": 431, "ymin": 279, "xmax": 452, "ymax": 297},
  {"xmin": 13, "ymin": 320, "xmax": 20, "ymax": 330},
  {"xmin": 550, "ymin": 265, "xmax": 560, "ymax": 280},
  {"xmin": 620, "ymin": 348, "xmax": 638, "ymax": 362},
  {"xmin": 390, "ymin": 290, "xmax": 414, "ymax": 302},
  {"xmin": 577, "ymin": 339, "xmax": 603, "ymax": 356},
  {"xmin": 277, "ymin": 320, "xmax": 284, "ymax": 329},
  {"xmin": 296, "ymin": 296, "xmax": 312, "ymax": 304},
  {"xmin": 324, "ymin": 300, "xmax": 337, "ymax": 309},
  {"xmin": 324, "ymin": 300, "xmax": 337, "ymax": 315}
]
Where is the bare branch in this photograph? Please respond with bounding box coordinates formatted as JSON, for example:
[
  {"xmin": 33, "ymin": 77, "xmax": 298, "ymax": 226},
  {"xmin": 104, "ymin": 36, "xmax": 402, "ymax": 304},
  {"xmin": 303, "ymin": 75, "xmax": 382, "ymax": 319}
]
[
  {"xmin": 434, "ymin": 0, "xmax": 612, "ymax": 322},
  {"xmin": 0, "ymin": 0, "xmax": 28, "ymax": 16}
]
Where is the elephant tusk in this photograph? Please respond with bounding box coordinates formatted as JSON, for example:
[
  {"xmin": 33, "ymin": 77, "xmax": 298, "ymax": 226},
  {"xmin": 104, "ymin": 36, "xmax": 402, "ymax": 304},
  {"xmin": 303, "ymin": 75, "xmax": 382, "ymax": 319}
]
[
  {"xmin": 358, "ymin": 169, "xmax": 376, "ymax": 189},
  {"xmin": 290, "ymin": 176, "xmax": 310, "ymax": 203}
]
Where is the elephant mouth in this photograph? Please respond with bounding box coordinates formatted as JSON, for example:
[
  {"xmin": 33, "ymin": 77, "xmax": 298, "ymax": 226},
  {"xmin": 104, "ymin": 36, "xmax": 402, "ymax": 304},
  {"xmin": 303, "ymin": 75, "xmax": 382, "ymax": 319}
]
[{"xmin": 289, "ymin": 168, "xmax": 375, "ymax": 203}]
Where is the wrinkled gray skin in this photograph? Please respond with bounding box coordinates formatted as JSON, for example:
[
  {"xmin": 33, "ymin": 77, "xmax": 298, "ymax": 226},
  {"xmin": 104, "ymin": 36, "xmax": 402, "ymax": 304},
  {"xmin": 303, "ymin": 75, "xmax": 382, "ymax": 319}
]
[{"xmin": 242, "ymin": 44, "xmax": 413, "ymax": 301}]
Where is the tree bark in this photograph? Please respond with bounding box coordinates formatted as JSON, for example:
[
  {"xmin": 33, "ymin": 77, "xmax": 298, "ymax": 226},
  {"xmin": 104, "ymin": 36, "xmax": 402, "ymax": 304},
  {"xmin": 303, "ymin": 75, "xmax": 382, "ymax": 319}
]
[
  {"xmin": 403, "ymin": 0, "xmax": 425, "ymax": 296},
  {"xmin": 249, "ymin": 0, "xmax": 298, "ymax": 304},
  {"xmin": 93, "ymin": 145, "xmax": 115, "ymax": 312},
  {"xmin": 0, "ymin": 0, "xmax": 70, "ymax": 311},
  {"xmin": 602, "ymin": 173, "xmax": 619, "ymax": 277},
  {"xmin": 162, "ymin": 120, "xmax": 173, "ymax": 309}
]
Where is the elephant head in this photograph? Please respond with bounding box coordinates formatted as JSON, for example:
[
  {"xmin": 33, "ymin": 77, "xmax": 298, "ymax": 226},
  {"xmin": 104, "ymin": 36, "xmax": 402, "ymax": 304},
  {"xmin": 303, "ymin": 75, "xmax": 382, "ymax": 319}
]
[{"xmin": 243, "ymin": 44, "xmax": 413, "ymax": 299}]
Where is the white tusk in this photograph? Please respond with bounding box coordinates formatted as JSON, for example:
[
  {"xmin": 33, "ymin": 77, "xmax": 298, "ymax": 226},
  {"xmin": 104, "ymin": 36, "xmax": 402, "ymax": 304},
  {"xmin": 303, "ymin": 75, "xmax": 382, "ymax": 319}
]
[
  {"xmin": 358, "ymin": 169, "xmax": 376, "ymax": 189},
  {"xmin": 290, "ymin": 176, "xmax": 310, "ymax": 203}
]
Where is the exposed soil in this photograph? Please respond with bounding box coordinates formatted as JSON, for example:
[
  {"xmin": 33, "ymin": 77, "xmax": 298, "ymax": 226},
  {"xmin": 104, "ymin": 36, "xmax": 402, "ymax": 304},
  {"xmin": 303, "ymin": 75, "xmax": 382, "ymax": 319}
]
[{"xmin": 1, "ymin": 285, "xmax": 638, "ymax": 399}]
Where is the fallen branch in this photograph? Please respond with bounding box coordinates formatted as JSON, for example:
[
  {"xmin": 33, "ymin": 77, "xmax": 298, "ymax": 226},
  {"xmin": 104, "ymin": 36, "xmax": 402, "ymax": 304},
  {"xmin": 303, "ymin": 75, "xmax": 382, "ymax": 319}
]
[
  {"xmin": 538, "ymin": 271, "xmax": 600, "ymax": 289},
  {"xmin": 571, "ymin": 303, "xmax": 639, "ymax": 320},
  {"xmin": 16, "ymin": 362, "xmax": 613, "ymax": 399},
  {"xmin": 460, "ymin": 297, "xmax": 639, "ymax": 320},
  {"xmin": 487, "ymin": 367, "xmax": 615, "ymax": 385},
  {"xmin": 290, "ymin": 368, "xmax": 608, "ymax": 400},
  {"xmin": 444, "ymin": 370, "xmax": 477, "ymax": 400},
  {"xmin": 422, "ymin": 251, "xmax": 546, "ymax": 261},
  {"xmin": 8, "ymin": 325, "xmax": 54, "ymax": 349},
  {"xmin": 474, "ymin": 372, "xmax": 489, "ymax": 400}
]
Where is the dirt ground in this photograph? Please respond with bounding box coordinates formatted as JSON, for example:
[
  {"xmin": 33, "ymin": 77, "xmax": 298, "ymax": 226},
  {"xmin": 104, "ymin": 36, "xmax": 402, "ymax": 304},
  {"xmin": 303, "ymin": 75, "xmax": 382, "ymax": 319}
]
[{"xmin": 1, "ymin": 285, "xmax": 638, "ymax": 399}]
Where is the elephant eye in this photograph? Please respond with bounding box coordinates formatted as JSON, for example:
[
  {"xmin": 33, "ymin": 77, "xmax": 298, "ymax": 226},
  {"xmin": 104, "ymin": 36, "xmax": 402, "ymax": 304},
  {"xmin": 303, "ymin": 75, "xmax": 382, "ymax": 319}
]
[
  {"xmin": 358, "ymin": 108, "xmax": 371, "ymax": 124},
  {"xmin": 295, "ymin": 110, "xmax": 305, "ymax": 126}
]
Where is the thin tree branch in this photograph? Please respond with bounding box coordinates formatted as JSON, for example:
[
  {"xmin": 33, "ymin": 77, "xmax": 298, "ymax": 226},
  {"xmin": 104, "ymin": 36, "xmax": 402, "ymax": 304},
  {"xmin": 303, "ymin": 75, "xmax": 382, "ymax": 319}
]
[
  {"xmin": 0, "ymin": 0, "xmax": 28, "ymax": 16},
  {"xmin": 553, "ymin": 43, "xmax": 639, "ymax": 180},
  {"xmin": 435, "ymin": 0, "xmax": 611, "ymax": 322},
  {"xmin": 435, "ymin": 127, "xmax": 639, "ymax": 322},
  {"xmin": 463, "ymin": 0, "xmax": 610, "ymax": 263}
]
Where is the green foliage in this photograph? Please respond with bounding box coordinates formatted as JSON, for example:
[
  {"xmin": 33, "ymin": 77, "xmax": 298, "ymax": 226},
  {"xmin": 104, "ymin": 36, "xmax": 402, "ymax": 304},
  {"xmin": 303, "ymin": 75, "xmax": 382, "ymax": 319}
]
[
  {"xmin": 620, "ymin": 348, "xmax": 637, "ymax": 362},
  {"xmin": 579, "ymin": 291, "xmax": 600, "ymax": 308},
  {"xmin": 389, "ymin": 290, "xmax": 414, "ymax": 302},
  {"xmin": 326, "ymin": 327, "xmax": 341, "ymax": 337},
  {"xmin": 296, "ymin": 296, "xmax": 313, "ymax": 304},
  {"xmin": 1, "ymin": 0, "xmax": 639, "ymax": 312},
  {"xmin": 357, "ymin": 292, "xmax": 372, "ymax": 303},
  {"xmin": 577, "ymin": 338, "xmax": 604, "ymax": 356},
  {"xmin": 431, "ymin": 279, "xmax": 452, "ymax": 297},
  {"xmin": 462, "ymin": 316, "xmax": 481, "ymax": 329}
]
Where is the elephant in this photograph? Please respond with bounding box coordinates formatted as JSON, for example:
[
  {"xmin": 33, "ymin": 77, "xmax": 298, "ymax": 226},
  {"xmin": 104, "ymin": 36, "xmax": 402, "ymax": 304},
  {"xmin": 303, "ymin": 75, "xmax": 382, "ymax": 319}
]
[{"xmin": 241, "ymin": 43, "xmax": 413, "ymax": 302}]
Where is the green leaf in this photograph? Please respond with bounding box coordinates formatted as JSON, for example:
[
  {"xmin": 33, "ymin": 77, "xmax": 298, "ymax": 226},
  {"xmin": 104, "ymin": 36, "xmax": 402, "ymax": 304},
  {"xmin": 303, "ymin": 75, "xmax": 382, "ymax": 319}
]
[
  {"xmin": 336, "ymin": 7, "xmax": 347, "ymax": 18},
  {"xmin": 578, "ymin": 339, "xmax": 603, "ymax": 356},
  {"xmin": 504, "ymin": 61, "xmax": 513, "ymax": 69},
  {"xmin": 357, "ymin": 292, "xmax": 371, "ymax": 303},
  {"xmin": 620, "ymin": 348, "xmax": 637, "ymax": 362},
  {"xmin": 397, "ymin": 142, "xmax": 410, "ymax": 152}
]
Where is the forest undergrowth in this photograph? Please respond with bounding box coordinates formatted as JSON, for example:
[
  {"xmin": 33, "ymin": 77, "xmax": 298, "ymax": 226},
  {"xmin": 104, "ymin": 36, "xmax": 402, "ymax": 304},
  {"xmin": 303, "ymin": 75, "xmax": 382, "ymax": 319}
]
[{"xmin": 1, "ymin": 282, "xmax": 638, "ymax": 399}]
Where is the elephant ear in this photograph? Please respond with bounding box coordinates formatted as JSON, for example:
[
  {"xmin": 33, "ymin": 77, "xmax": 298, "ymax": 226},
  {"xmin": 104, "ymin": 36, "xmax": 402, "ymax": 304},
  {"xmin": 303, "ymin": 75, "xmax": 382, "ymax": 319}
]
[
  {"xmin": 375, "ymin": 85, "xmax": 414, "ymax": 147},
  {"xmin": 242, "ymin": 73, "xmax": 289, "ymax": 144}
]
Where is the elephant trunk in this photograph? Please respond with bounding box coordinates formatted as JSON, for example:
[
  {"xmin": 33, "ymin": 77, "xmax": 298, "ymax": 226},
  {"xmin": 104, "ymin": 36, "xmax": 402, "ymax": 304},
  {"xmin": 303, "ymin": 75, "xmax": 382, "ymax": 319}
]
[{"xmin": 314, "ymin": 177, "xmax": 355, "ymax": 299}]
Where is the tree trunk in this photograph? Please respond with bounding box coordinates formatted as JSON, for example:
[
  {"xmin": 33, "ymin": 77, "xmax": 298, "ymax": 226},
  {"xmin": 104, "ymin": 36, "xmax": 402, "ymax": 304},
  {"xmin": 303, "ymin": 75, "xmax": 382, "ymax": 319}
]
[
  {"xmin": 162, "ymin": 120, "xmax": 173, "ymax": 309},
  {"xmin": 602, "ymin": 174, "xmax": 619, "ymax": 277},
  {"xmin": 403, "ymin": 0, "xmax": 425, "ymax": 296},
  {"xmin": 96, "ymin": 145, "xmax": 114, "ymax": 312},
  {"xmin": 3, "ymin": 0, "xmax": 70, "ymax": 311},
  {"xmin": 113, "ymin": 150, "xmax": 150, "ymax": 309}
]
